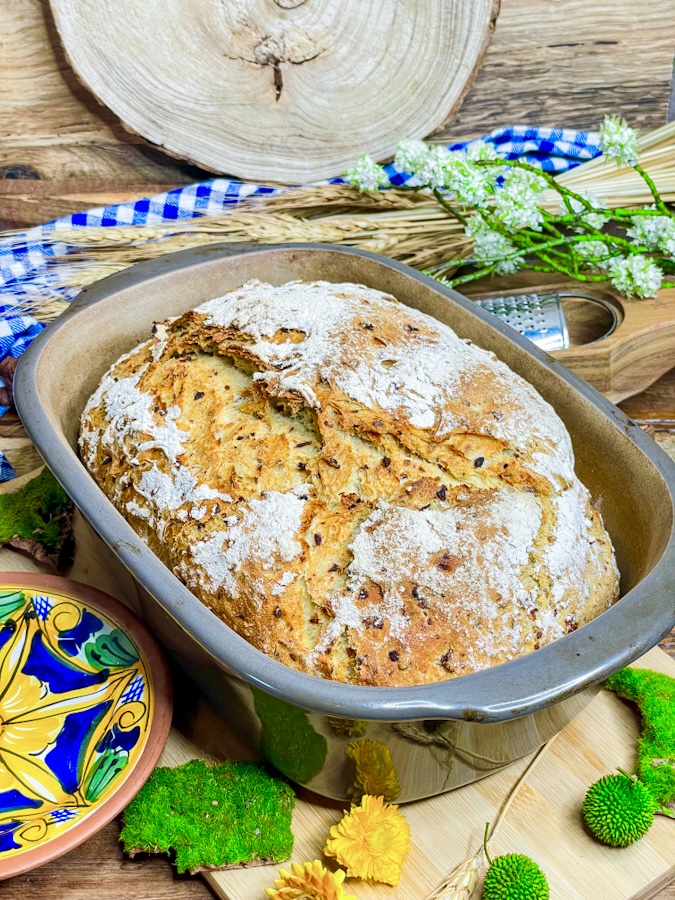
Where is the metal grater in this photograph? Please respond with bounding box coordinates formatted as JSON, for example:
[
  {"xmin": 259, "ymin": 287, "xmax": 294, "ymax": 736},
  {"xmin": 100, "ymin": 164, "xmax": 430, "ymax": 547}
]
[{"xmin": 474, "ymin": 292, "xmax": 570, "ymax": 351}]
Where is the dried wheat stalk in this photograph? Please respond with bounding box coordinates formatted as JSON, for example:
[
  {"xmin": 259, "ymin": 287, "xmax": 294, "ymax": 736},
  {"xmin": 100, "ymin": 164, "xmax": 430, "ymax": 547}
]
[
  {"xmin": 422, "ymin": 736, "xmax": 557, "ymax": 900},
  {"xmin": 3, "ymin": 121, "xmax": 675, "ymax": 323},
  {"xmin": 423, "ymin": 849, "xmax": 486, "ymax": 900}
]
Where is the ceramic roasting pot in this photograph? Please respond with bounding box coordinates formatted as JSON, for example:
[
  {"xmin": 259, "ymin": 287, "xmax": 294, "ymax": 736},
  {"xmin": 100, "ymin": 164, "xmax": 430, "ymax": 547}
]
[{"xmin": 15, "ymin": 244, "xmax": 675, "ymax": 802}]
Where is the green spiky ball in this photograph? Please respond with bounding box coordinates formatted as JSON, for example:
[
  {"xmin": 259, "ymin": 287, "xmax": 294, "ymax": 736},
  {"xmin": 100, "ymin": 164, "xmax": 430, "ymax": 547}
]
[
  {"xmin": 482, "ymin": 853, "xmax": 549, "ymax": 900},
  {"xmin": 582, "ymin": 773, "xmax": 656, "ymax": 847}
]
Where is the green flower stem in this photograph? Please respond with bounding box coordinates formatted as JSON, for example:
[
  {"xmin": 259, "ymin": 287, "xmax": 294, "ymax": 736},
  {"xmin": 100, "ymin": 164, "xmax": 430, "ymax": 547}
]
[
  {"xmin": 474, "ymin": 157, "xmax": 597, "ymax": 211},
  {"xmin": 431, "ymin": 232, "xmax": 618, "ymax": 286},
  {"xmin": 436, "ymin": 260, "xmax": 562, "ymax": 290},
  {"xmin": 634, "ymin": 163, "xmax": 670, "ymax": 215},
  {"xmin": 432, "ymin": 188, "xmax": 468, "ymax": 225},
  {"xmin": 535, "ymin": 251, "xmax": 608, "ymax": 281},
  {"xmin": 484, "ymin": 822, "xmax": 493, "ymax": 865},
  {"xmin": 443, "ymin": 262, "xmax": 500, "ymax": 287}
]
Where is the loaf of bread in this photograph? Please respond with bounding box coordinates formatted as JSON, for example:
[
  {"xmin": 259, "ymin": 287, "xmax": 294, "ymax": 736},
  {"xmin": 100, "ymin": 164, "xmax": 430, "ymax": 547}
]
[{"xmin": 80, "ymin": 279, "xmax": 619, "ymax": 686}]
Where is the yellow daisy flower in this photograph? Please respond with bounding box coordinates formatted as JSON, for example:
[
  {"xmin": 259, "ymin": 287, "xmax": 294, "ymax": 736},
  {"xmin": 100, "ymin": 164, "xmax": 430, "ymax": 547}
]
[
  {"xmin": 324, "ymin": 794, "xmax": 411, "ymax": 886},
  {"xmin": 345, "ymin": 738, "xmax": 400, "ymax": 801},
  {"xmin": 265, "ymin": 860, "xmax": 356, "ymax": 900}
]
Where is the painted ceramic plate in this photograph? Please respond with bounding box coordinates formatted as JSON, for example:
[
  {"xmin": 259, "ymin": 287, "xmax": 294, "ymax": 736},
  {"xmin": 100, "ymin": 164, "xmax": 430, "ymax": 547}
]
[{"xmin": 0, "ymin": 574, "xmax": 171, "ymax": 879}]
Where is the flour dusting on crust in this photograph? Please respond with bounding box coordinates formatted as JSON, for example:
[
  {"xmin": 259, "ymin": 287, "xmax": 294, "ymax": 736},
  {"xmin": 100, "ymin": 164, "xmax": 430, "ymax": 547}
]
[{"xmin": 80, "ymin": 279, "xmax": 619, "ymax": 686}]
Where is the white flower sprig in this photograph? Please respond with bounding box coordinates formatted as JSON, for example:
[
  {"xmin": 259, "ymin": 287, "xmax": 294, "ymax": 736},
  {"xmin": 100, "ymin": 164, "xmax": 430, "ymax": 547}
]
[
  {"xmin": 346, "ymin": 115, "xmax": 675, "ymax": 299},
  {"xmin": 606, "ymin": 255, "xmax": 664, "ymax": 299},
  {"xmin": 345, "ymin": 155, "xmax": 390, "ymax": 193},
  {"xmin": 599, "ymin": 115, "xmax": 639, "ymax": 167}
]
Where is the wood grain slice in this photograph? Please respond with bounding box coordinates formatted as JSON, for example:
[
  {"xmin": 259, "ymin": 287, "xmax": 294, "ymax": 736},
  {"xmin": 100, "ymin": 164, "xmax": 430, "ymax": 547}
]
[{"xmin": 49, "ymin": 0, "xmax": 499, "ymax": 182}]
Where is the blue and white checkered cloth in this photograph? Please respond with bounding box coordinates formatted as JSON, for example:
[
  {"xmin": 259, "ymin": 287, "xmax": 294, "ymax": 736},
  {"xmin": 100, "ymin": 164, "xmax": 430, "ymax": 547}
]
[
  {"xmin": 0, "ymin": 453, "xmax": 14, "ymax": 482},
  {"xmin": 0, "ymin": 309, "xmax": 45, "ymax": 480},
  {"xmin": 0, "ymin": 125, "xmax": 602, "ymax": 482},
  {"xmin": 0, "ymin": 310, "xmax": 45, "ymax": 417}
]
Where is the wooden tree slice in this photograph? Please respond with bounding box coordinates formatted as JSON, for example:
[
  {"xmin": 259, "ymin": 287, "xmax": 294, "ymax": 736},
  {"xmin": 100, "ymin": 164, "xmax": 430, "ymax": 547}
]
[{"xmin": 49, "ymin": 0, "xmax": 499, "ymax": 183}]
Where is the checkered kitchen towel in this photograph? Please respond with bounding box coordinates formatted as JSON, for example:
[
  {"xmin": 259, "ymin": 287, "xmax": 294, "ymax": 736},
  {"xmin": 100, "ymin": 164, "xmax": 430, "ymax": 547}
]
[
  {"xmin": 0, "ymin": 309, "xmax": 45, "ymax": 479},
  {"xmin": 0, "ymin": 125, "xmax": 602, "ymax": 480}
]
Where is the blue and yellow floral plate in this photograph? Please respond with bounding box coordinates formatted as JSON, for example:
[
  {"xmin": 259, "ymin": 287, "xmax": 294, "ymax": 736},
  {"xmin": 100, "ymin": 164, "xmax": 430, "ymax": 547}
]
[{"xmin": 0, "ymin": 574, "xmax": 172, "ymax": 879}]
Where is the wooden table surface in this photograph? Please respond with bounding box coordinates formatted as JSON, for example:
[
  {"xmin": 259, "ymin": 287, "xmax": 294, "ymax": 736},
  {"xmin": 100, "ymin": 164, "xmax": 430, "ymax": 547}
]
[
  {"xmin": 2, "ymin": 0, "xmax": 675, "ymax": 227},
  {"xmin": 1, "ymin": 1, "xmax": 675, "ymax": 896}
]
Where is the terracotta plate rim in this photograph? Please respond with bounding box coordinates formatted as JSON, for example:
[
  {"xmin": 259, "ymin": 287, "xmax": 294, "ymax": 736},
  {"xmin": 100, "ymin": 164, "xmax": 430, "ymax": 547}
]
[{"xmin": 0, "ymin": 573, "xmax": 173, "ymax": 881}]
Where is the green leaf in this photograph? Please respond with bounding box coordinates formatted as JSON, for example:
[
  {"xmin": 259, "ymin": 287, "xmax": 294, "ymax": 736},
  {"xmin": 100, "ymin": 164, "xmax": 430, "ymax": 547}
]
[
  {"xmin": 85, "ymin": 629, "xmax": 139, "ymax": 669},
  {"xmin": 0, "ymin": 590, "xmax": 26, "ymax": 622},
  {"xmin": 85, "ymin": 748, "xmax": 129, "ymax": 802}
]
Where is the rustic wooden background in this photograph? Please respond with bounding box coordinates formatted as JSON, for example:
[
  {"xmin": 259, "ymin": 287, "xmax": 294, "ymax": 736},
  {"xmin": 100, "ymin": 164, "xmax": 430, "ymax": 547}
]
[
  {"xmin": 1, "ymin": 0, "xmax": 675, "ymax": 229},
  {"xmin": 1, "ymin": 0, "xmax": 675, "ymax": 897}
]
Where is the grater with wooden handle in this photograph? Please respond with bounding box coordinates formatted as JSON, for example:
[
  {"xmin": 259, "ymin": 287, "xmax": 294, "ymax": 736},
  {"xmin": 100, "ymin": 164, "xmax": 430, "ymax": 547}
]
[
  {"xmin": 467, "ymin": 279, "xmax": 675, "ymax": 402},
  {"xmin": 474, "ymin": 291, "xmax": 618, "ymax": 352}
]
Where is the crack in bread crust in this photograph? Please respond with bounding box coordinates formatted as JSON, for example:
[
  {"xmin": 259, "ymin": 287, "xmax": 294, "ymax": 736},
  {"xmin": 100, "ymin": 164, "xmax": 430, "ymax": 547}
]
[{"xmin": 79, "ymin": 280, "xmax": 619, "ymax": 686}]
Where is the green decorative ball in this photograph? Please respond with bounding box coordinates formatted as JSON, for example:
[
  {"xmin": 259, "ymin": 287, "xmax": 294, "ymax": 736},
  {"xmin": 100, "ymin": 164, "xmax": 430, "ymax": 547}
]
[
  {"xmin": 482, "ymin": 853, "xmax": 550, "ymax": 900},
  {"xmin": 583, "ymin": 773, "xmax": 656, "ymax": 847}
]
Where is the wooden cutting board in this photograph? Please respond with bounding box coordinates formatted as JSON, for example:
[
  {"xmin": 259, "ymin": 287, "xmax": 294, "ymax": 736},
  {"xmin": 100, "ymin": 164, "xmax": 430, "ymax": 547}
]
[{"xmin": 2, "ymin": 503, "xmax": 675, "ymax": 900}]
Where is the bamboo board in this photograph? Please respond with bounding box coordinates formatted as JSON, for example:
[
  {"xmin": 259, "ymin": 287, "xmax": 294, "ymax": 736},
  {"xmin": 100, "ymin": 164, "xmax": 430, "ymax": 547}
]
[{"xmin": 2, "ymin": 506, "xmax": 675, "ymax": 899}]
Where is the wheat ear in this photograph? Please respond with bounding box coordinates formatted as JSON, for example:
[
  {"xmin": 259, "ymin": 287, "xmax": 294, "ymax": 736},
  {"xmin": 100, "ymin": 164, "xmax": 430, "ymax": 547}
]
[{"xmin": 422, "ymin": 736, "xmax": 557, "ymax": 900}]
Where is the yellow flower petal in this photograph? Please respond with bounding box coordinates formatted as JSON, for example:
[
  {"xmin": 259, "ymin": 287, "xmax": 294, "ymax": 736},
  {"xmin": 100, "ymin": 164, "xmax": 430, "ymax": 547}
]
[
  {"xmin": 0, "ymin": 763, "xmax": 16, "ymax": 792},
  {"xmin": 265, "ymin": 860, "xmax": 356, "ymax": 900},
  {"xmin": 0, "ymin": 675, "xmax": 43, "ymax": 720},
  {"xmin": 1, "ymin": 716, "xmax": 63, "ymax": 755},
  {"xmin": 0, "ymin": 748, "xmax": 69, "ymax": 804},
  {"xmin": 345, "ymin": 739, "xmax": 400, "ymax": 802},
  {"xmin": 324, "ymin": 794, "xmax": 411, "ymax": 887}
]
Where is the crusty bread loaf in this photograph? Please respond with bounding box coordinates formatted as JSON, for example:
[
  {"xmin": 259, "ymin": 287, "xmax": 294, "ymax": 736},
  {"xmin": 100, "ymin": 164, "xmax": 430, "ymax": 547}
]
[{"xmin": 80, "ymin": 280, "xmax": 619, "ymax": 686}]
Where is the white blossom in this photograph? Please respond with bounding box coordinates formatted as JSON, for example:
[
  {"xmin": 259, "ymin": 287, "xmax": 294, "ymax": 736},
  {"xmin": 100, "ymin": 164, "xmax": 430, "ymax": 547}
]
[
  {"xmin": 563, "ymin": 191, "xmax": 610, "ymax": 232},
  {"xmin": 494, "ymin": 257, "xmax": 524, "ymax": 275},
  {"xmin": 466, "ymin": 216, "xmax": 523, "ymax": 272},
  {"xmin": 394, "ymin": 138, "xmax": 430, "ymax": 174},
  {"xmin": 575, "ymin": 240, "xmax": 612, "ymax": 270},
  {"xmin": 599, "ymin": 115, "xmax": 639, "ymax": 167},
  {"xmin": 607, "ymin": 254, "xmax": 663, "ymax": 298},
  {"xmin": 467, "ymin": 143, "xmax": 500, "ymax": 163},
  {"xmin": 415, "ymin": 145, "xmax": 454, "ymax": 190},
  {"xmin": 627, "ymin": 213, "xmax": 675, "ymax": 257},
  {"xmin": 444, "ymin": 154, "xmax": 497, "ymax": 207},
  {"xmin": 492, "ymin": 168, "xmax": 547, "ymax": 232},
  {"xmin": 345, "ymin": 155, "xmax": 390, "ymax": 193}
]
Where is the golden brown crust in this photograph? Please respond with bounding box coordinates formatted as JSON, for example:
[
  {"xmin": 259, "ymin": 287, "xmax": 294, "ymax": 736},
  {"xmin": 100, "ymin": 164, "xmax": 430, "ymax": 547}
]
[{"xmin": 80, "ymin": 280, "xmax": 619, "ymax": 686}]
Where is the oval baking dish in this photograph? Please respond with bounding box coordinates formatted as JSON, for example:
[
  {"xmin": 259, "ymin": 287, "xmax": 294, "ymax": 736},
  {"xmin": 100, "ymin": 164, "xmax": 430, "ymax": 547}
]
[{"xmin": 15, "ymin": 244, "xmax": 675, "ymax": 802}]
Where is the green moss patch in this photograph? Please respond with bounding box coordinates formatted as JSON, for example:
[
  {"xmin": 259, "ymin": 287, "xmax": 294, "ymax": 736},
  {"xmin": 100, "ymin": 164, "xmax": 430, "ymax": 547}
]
[
  {"xmin": 605, "ymin": 667, "xmax": 675, "ymax": 805},
  {"xmin": 120, "ymin": 759, "xmax": 295, "ymax": 873},
  {"xmin": 0, "ymin": 467, "xmax": 73, "ymax": 568}
]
